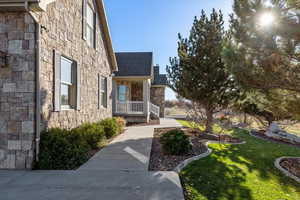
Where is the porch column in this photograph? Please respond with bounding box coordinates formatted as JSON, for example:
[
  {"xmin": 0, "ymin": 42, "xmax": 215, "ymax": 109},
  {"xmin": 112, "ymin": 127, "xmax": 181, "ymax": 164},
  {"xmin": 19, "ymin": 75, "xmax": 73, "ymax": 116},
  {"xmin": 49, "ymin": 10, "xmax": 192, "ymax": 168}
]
[{"xmin": 143, "ymin": 79, "xmax": 150, "ymax": 121}]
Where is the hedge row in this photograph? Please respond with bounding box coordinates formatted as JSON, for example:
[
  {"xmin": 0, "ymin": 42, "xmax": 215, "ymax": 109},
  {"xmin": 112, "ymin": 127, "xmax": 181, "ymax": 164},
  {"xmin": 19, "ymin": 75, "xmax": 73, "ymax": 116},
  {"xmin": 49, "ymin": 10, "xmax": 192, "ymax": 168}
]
[{"xmin": 36, "ymin": 117, "xmax": 126, "ymax": 170}]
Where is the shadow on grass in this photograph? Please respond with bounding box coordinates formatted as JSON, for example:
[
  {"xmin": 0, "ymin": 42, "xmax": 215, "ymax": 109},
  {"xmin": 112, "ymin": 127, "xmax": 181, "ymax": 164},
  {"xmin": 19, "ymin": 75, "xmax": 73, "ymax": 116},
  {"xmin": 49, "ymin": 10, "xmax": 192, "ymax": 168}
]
[{"xmin": 180, "ymin": 128, "xmax": 300, "ymax": 200}]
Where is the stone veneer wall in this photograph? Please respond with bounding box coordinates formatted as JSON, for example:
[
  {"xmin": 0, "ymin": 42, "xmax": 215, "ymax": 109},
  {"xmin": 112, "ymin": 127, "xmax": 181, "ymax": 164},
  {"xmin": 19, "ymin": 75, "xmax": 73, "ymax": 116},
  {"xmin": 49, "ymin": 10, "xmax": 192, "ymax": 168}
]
[
  {"xmin": 33, "ymin": 0, "xmax": 113, "ymax": 130},
  {"xmin": 0, "ymin": 0, "xmax": 114, "ymax": 169},
  {"xmin": 150, "ymin": 87, "xmax": 165, "ymax": 117},
  {"xmin": 0, "ymin": 13, "xmax": 36, "ymax": 169}
]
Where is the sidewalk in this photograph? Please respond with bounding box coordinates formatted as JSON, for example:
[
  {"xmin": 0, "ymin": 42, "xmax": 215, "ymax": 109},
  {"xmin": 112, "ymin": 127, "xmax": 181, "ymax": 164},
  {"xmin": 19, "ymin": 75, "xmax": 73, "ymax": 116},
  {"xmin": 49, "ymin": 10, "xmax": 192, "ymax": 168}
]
[{"xmin": 0, "ymin": 118, "xmax": 185, "ymax": 200}]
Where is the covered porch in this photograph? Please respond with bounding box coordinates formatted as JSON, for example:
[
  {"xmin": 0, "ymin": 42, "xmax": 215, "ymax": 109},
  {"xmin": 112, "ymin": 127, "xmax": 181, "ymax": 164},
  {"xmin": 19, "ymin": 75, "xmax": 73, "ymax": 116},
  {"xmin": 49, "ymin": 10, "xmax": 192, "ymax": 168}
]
[{"xmin": 112, "ymin": 78, "xmax": 160, "ymax": 122}]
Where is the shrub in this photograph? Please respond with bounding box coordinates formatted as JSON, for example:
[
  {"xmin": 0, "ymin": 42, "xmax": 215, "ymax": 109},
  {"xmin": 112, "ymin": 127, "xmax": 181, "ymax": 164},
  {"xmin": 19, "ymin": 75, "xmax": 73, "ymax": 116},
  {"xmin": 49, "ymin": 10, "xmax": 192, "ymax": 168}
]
[
  {"xmin": 37, "ymin": 128, "xmax": 89, "ymax": 170},
  {"xmin": 72, "ymin": 123, "xmax": 106, "ymax": 149},
  {"xmin": 114, "ymin": 117, "xmax": 126, "ymax": 133},
  {"xmin": 99, "ymin": 118, "xmax": 119, "ymax": 138},
  {"xmin": 160, "ymin": 129, "xmax": 192, "ymax": 155},
  {"xmin": 37, "ymin": 117, "xmax": 126, "ymax": 170}
]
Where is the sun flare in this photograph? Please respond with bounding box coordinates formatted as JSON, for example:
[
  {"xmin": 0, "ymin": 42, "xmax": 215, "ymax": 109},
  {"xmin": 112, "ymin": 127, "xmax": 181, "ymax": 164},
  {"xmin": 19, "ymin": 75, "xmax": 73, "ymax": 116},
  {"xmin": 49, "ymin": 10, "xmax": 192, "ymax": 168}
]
[{"xmin": 259, "ymin": 13, "xmax": 275, "ymax": 27}]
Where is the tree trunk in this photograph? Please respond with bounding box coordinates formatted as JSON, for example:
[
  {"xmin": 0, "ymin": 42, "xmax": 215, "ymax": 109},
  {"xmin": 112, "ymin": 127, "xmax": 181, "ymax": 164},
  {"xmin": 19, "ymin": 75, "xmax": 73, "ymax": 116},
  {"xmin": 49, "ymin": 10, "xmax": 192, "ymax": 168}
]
[
  {"xmin": 243, "ymin": 113, "xmax": 247, "ymax": 124},
  {"xmin": 205, "ymin": 107, "xmax": 213, "ymax": 133},
  {"xmin": 267, "ymin": 120, "xmax": 273, "ymax": 127}
]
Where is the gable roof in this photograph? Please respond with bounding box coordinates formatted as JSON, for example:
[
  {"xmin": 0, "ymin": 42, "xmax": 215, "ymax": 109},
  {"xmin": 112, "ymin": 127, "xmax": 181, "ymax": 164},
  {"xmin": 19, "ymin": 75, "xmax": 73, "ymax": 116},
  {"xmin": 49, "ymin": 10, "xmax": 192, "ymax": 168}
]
[{"xmin": 115, "ymin": 52, "xmax": 153, "ymax": 77}]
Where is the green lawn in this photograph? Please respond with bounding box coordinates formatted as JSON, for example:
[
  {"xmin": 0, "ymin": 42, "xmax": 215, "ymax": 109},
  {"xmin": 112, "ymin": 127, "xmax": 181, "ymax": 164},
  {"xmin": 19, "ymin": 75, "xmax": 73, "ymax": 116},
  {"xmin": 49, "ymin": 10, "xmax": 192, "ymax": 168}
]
[{"xmin": 178, "ymin": 120, "xmax": 300, "ymax": 200}]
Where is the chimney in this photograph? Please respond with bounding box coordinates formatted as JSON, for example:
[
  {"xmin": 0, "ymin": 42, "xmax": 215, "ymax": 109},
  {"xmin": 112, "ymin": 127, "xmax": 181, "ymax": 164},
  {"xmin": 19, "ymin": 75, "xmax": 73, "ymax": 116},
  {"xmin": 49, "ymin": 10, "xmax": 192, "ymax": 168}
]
[{"xmin": 154, "ymin": 65, "xmax": 160, "ymax": 78}]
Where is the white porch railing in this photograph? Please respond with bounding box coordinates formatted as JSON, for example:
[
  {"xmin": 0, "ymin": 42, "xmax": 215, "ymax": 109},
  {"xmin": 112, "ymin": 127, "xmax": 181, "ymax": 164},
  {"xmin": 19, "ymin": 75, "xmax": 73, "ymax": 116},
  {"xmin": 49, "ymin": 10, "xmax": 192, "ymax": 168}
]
[
  {"xmin": 150, "ymin": 103, "xmax": 160, "ymax": 117},
  {"xmin": 115, "ymin": 101, "xmax": 144, "ymax": 114}
]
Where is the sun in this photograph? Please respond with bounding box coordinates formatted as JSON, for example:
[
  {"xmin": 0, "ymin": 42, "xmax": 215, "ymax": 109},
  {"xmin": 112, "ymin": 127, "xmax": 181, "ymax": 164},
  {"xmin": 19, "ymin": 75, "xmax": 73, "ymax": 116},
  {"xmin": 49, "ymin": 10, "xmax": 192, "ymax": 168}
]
[{"xmin": 259, "ymin": 13, "xmax": 275, "ymax": 27}]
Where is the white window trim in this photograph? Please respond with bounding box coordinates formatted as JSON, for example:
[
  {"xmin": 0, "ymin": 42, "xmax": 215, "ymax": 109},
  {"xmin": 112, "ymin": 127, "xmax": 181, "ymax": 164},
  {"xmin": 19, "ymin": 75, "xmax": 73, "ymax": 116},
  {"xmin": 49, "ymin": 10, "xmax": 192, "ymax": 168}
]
[
  {"xmin": 60, "ymin": 56, "xmax": 76, "ymax": 110},
  {"xmin": 61, "ymin": 105, "xmax": 73, "ymax": 110},
  {"xmin": 100, "ymin": 76, "xmax": 108, "ymax": 108},
  {"xmin": 86, "ymin": 3, "xmax": 95, "ymax": 47}
]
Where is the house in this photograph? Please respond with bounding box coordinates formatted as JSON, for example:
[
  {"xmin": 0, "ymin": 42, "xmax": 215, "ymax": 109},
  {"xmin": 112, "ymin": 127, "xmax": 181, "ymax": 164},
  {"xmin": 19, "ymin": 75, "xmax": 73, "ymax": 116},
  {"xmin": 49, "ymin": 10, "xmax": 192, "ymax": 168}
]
[
  {"xmin": 0, "ymin": 0, "xmax": 117, "ymax": 169},
  {"xmin": 112, "ymin": 52, "xmax": 167, "ymax": 123}
]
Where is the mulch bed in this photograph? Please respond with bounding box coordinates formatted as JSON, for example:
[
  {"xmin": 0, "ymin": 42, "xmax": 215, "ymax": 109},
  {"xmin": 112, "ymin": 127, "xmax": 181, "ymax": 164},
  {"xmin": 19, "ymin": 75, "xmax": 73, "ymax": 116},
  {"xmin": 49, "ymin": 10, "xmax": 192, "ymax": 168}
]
[
  {"xmin": 127, "ymin": 119, "xmax": 160, "ymax": 127},
  {"xmin": 149, "ymin": 128, "xmax": 243, "ymax": 171},
  {"xmin": 280, "ymin": 158, "xmax": 300, "ymax": 179},
  {"xmin": 252, "ymin": 130, "xmax": 300, "ymax": 148}
]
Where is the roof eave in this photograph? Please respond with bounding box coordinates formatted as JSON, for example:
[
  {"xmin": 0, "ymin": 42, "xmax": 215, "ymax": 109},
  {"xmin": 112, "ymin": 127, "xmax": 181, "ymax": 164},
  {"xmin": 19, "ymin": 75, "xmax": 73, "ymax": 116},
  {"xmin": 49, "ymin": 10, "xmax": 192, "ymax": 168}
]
[
  {"xmin": 0, "ymin": 1, "xmax": 55, "ymax": 12},
  {"xmin": 113, "ymin": 76, "xmax": 152, "ymax": 80},
  {"xmin": 151, "ymin": 84, "xmax": 167, "ymax": 88},
  {"xmin": 96, "ymin": 0, "xmax": 118, "ymax": 72}
]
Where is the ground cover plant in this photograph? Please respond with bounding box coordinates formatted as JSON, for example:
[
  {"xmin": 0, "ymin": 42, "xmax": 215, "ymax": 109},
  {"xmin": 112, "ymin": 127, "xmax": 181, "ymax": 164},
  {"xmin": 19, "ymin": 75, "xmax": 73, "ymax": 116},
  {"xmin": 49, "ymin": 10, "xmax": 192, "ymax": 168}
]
[{"xmin": 178, "ymin": 120, "xmax": 300, "ymax": 200}]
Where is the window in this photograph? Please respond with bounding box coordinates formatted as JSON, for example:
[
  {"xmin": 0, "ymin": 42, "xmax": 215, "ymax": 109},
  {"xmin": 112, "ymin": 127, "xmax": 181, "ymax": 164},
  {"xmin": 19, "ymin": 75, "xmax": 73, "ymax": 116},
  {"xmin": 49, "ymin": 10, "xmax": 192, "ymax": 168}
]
[
  {"xmin": 100, "ymin": 76, "xmax": 107, "ymax": 108},
  {"xmin": 54, "ymin": 50, "xmax": 80, "ymax": 112},
  {"xmin": 86, "ymin": 4, "xmax": 95, "ymax": 47},
  {"xmin": 118, "ymin": 85, "xmax": 127, "ymax": 102},
  {"xmin": 60, "ymin": 56, "xmax": 76, "ymax": 109}
]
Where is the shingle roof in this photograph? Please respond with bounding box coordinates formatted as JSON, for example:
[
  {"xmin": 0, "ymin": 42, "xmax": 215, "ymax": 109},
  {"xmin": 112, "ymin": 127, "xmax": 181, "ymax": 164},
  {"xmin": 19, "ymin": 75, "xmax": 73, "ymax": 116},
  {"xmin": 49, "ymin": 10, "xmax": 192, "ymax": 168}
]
[{"xmin": 114, "ymin": 52, "xmax": 153, "ymax": 77}]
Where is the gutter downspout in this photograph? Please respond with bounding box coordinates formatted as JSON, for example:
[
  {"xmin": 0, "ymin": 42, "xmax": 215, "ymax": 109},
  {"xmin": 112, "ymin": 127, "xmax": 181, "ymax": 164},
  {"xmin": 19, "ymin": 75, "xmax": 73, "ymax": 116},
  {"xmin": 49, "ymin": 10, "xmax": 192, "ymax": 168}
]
[{"xmin": 29, "ymin": 12, "xmax": 41, "ymax": 162}]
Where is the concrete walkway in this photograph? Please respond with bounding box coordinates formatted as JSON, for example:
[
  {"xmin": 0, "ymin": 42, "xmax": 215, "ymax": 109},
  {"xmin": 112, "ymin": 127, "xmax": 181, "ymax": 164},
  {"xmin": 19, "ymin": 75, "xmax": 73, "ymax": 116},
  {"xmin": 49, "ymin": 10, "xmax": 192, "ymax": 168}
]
[{"xmin": 0, "ymin": 118, "xmax": 185, "ymax": 200}]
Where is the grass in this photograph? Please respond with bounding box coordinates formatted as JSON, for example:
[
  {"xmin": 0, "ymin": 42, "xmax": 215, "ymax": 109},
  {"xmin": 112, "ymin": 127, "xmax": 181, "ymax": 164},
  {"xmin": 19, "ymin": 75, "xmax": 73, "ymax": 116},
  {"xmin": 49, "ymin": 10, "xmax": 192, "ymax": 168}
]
[
  {"xmin": 165, "ymin": 106, "xmax": 188, "ymax": 116},
  {"xmin": 177, "ymin": 120, "xmax": 229, "ymax": 134},
  {"xmin": 178, "ymin": 120, "xmax": 300, "ymax": 200}
]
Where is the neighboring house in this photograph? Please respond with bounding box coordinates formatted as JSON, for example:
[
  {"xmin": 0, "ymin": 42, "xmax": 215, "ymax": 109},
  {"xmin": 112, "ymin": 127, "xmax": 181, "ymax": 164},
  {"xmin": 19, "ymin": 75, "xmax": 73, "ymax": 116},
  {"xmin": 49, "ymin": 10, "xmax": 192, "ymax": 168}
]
[
  {"xmin": 0, "ymin": 0, "xmax": 117, "ymax": 169},
  {"xmin": 112, "ymin": 52, "xmax": 167, "ymax": 123}
]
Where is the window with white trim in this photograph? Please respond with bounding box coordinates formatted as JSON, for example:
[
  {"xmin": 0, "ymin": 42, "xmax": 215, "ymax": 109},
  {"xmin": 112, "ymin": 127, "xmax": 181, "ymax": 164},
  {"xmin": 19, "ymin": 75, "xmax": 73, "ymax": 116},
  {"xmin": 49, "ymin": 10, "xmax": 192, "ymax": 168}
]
[
  {"xmin": 86, "ymin": 4, "xmax": 95, "ymax": 47},
  {"xmin": 60, "ymin": 56, "xmax": 76, "ymax": 109},
  {"xmin": 100, "ymin": 76, "xmax": 107, "ymax": 108},
  {"xmin": 118, "ymin": 85, "xmax": 127, "ymax": 102}
]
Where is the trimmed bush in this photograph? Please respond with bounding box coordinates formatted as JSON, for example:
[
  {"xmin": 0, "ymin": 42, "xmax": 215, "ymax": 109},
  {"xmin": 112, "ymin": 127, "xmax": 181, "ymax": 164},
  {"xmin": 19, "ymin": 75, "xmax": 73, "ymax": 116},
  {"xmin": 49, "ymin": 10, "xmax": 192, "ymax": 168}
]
[
  {"xmin": 114, "ymin": 117, "xmax": 126, "ymax": 134},
  {"xmin": 37, "ymin": 117, "xmax": 125, "ymax": 170},
  {"xmin": 72, "ymin": 123, "xmax": 106, "ymax": 149},
  {"xmin": 37, "ymin": 128, "xmax": 89, "ymax": 170},
  {"xmin": 160, "ymin": 129, "xmax": 192, "ymax": 155},
  {"xmin": 100, "ymin": 118, "xmax": 119, "ymax": 138}
]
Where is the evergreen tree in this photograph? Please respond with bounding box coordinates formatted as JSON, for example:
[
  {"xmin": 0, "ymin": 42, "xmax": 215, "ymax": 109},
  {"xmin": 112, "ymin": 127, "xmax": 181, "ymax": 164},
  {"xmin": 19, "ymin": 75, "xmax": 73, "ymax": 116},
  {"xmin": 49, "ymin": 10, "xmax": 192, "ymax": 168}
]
[
  {"xmin": 223, "ymin": 0, "xmax": 300, "ymax": 124},
  {"xmin": 234, "ymin": 89, "xmax": 300, "ymax": 126},
  {"xmin": 224, "ymin": 0, "xmax": 300, "ymax": 93},
  {"xmin": 167, "ymin": 9, "xmax": 238, "ymax": 133}
]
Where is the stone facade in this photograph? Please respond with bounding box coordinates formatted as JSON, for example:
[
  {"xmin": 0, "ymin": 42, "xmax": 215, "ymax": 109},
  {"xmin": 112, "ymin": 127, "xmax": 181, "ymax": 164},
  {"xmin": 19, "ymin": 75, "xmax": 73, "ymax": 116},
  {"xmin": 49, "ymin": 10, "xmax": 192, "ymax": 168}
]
[
  {"xmin": 150, "ymin": 86, "xmax": 165, "ymax": 117},
  {"xmin": 0, "ymin": 12, "xmax": 36, "ymax": 169},
  {"xmin": 0, "ymin": 0, "xmax": 114, "ymax": 169},
  {"xmin": 33, "ymin": 0, "xmax": 113, "ymax": 130}
]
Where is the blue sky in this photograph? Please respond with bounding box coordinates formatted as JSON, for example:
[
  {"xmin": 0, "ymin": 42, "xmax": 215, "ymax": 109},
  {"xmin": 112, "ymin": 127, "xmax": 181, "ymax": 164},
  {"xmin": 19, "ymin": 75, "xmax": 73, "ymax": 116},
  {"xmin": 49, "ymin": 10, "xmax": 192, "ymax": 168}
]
[{"xmin": 104, "ymin": 0, "xmax": 233, "ymax": 100}]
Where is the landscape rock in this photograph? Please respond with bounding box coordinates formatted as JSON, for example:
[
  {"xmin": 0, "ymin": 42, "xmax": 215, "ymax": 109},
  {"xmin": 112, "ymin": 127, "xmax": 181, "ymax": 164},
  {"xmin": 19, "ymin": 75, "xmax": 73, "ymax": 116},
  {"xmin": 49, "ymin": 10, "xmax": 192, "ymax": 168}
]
[{"xmin": 265, "ymin": 122, "xmax": 300, "ymax": 144}]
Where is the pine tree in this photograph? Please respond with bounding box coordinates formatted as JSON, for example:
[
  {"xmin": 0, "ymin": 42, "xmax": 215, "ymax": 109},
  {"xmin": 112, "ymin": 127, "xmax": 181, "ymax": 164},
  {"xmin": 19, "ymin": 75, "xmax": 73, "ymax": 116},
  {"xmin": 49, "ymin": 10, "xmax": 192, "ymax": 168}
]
[
  {"xmin": 224, "ymin": 0, "xmax": 300, "ymax": 93},
  {"xmin": 223, "ymin": 0, "xmax": 300, "ymax": 124},
  {"xmin": 167, "ymin": 9, "xmax": 238, "ymax": 133},
  {"xmin": 234, "ymin": 89, "xmax": 300, "ymax": 126}
]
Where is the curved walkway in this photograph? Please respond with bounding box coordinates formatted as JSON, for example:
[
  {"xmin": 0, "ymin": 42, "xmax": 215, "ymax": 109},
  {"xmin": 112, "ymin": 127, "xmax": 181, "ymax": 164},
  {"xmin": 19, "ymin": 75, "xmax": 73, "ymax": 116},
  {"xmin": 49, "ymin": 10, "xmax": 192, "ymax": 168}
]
[{"xmin": 0, "ymin": 118, "xmax": 184, "ymax": 200}]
